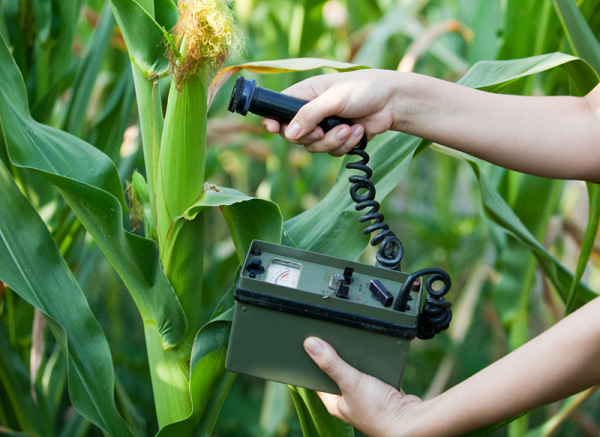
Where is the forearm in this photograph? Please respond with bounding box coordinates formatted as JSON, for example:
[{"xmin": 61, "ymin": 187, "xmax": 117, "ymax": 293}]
[
  {"xmin": 395, "ymin": 74, "xmax": 600, "ymax": 183},
  {"xmin": 405, "ymin": 297, "xmax": 600, "ymax": 437}
]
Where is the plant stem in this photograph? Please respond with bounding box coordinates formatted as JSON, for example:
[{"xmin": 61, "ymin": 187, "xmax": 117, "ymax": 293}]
[
  {"xmin": 144, "ymin": 325, "xmax": 192, "ymax": 427},
  {"xmin": 131, "ymin": 65, "xmax": 162, "ymax": 240}
]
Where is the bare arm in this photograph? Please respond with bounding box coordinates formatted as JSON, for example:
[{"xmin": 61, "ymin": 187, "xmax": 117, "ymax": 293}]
[
  {"xmin": 304, "ymin": 296, "xmax": 600, "ymax": 437},
  {"xmin": 262, "ymin": 70, "xmax": 600, "ymax": 183}
]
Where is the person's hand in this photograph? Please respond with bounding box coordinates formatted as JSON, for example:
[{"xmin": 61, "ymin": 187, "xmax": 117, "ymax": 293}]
[
  {"xmin": 303, "ymin": 336, "xmax": 423, "ymax": 437},
  {"xmin": 261, "ymin": 70, "xmax": 406, "ymax": 156}
]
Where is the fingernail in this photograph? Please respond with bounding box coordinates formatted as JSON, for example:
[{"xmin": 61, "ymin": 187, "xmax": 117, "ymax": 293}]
[
  {"xmin": 286, "ymin": 122, "xmax": 302, "ymax": 139},
  {"xmin": 305, "ymin": 337, "xmax": 323, "ymax": 356},
  {"xmin": 352, "ymin": 125, "xmax": 364, "ymax": 137},
  {"xmin": 336, "ymin": 127, "xmax": 351, "ymax": 141}
]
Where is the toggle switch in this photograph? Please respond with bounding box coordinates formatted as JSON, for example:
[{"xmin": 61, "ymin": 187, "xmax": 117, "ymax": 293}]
[
  {"xmin": 336, "ymin": 285, "xmax": 349, "ymax": 299},
  {"xmin": 343, "ymin": 267, "xmax": 354, "ymax": 285}
]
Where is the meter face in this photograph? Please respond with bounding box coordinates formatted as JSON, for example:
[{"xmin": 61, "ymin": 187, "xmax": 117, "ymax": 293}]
[{"xmin": 264, "ymin": 259, "xmax": 302, "ymax": 288}]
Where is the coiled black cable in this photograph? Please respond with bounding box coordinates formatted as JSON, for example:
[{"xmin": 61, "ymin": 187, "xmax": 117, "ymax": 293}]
[
  {"xmin": 392, "ymin": 268, "xmax": 452, "ymax": 340},
  {"xmin": 348, "ymin": 137, "xmax": 452, "ymax": 339},
  {"xmin": 346, "ymin": 136, "xmax": 404, "ymax": 271}
]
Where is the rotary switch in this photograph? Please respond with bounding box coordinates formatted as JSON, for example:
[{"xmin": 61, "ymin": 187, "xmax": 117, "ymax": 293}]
[{"xmin": 246, "ymin": 257, "xmax": 265, "ymax": 278}]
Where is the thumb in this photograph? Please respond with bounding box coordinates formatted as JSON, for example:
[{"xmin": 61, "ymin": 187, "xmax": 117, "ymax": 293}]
[
  {"xmin": 285, "ymin": 90, "xmax": 348, "ymax": 140},
  {"xmin": 304, "ymin": 337, "xmax": 363, "ymax": 394}
]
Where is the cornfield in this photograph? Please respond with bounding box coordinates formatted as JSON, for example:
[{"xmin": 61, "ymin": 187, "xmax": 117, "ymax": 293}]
[{"xmin": 0, "ymin": 0, "xmax": 599, "ymax": 436}]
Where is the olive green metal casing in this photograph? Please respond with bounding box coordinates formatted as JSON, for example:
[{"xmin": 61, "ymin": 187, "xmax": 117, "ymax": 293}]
[{"xmin": 225, "ymin": 241, "xmax": 422, "ymax": 395}]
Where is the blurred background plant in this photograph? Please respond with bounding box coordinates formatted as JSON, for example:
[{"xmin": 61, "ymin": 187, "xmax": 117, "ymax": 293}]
[{"xmin": 0, "ymin": 0, "xmax": 600, "ymax": 436}]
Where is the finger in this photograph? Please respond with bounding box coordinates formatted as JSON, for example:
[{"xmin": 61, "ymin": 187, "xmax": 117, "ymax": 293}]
[
  {"xmin": 293, "ymin": 127, "xmax": 324, "ymax": 145},
  {"xmin": 281, "ymin": 75, "xmax": 332, "ymax": 100},
  {"xmin": 261, "ymin": 117, "xmax": 280, "ymax": 134},
  {"xmin": 316, "ymin": 392, "xmax": 343, "ymax": 420},
  {"xmin": 285, "ymin": 89, "xmax": 348, "ymax": 140},
  {"xmin": 303, "ymin": 124, "xmax": 364, "ymax": 155},
  {"xmin": 304, "ymin": 337, "xmax": 364, "ymax": 395},
  {"xmin": 328, "ymin": 125, "xmax": 365, "ymax": 157},
  {"xmin": 278, "ymin": 123, "xmax": 325, "ymax": 145}
]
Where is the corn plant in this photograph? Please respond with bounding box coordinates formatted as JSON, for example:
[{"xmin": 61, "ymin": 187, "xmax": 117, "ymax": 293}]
[{"xmin": 1, "ymin": 0, "xmax": 600, "ymax": 436}]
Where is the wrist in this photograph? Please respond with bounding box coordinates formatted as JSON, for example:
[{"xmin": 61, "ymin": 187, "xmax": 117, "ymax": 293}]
[
  {"xmin": 390, "ymin": 72, "xmax": 424, "ymax": 133},
  {"xmin": 392, "ymin": 396, "xmax": 454, "ymax": 437}
]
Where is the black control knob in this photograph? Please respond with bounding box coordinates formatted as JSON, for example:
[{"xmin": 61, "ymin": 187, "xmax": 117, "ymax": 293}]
[{"xmin": 247, "ymin": 257, "xmax": 264, "ymax": 275}]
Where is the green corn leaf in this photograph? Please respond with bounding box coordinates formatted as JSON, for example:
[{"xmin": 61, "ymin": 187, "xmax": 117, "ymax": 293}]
[
  {"xmin": 522, "ymin": 386, "xmax": 598, "ymax": 437},
  {"xmin": 156, "ymin": 314, "xmax": 234, "ymax": 436},
  {"xmin": 461, "ymin": 411, "xmax": 531, "ymax": 437},
  {"xmin": 107, "ymin": 0, "xmax": 171, "ymax": 78},
  {"xmin": 288, "ymin": 386, "xmax": 320, "ymax": 436},
  {"xmin": 41, "ymin": 345, "xmax": 67, "ymax": 423},
  {"xmin": 208, "ymin": 58, "xmax": 370, "ymax": 109},
  {"xmin": 260, "ymin": 382, "xmax": 293, "ymax": 436},
  {"xmin": 0, "ymin": 428, "xmax": 39, "ymax": 437},
  {"xmin": 30, "ymin": 0, "xmax": 51, "ymax": 44},
  {"xmin": 550, "ymin": 0, "xmax": 600, "ymax": 314},
  {"xmin": 58, "ymin": 411, "xmax": 92, "ymax": 437},
  {"xmin": 565, "ymin": 183, "xmax": 600, "ymax": 313},
  {"xmin": 186, "ymin": 186, "xmax": 284, "ymax": 263},
  {"xmin": 88, "ymin": 65, "xmax": 137, "ymax": 162},
  {"xmin": 456, "ymin": 52, "xmax": 598, "ymax": 95},
  {"xmin": 490, "ymin": 175, "xmax": 561, "ymax": 327},
  {"xmin": 154, "ymin": 0, "xmax": 179, "ymax": 32},
  {"xmin": 441, "ymin": 146, "xmax": 597, "ymax": 308},
  {"xmin": 115, "ymin": 376, "xmax": 147, "ymax": 437},
  {"xmin": 288, "ymin": 386, "xmax": 354, "ymax": 437},
  {"xmin": 64, "ymin": 3, "xmax": 116, "ymax": 138},
  {"xmin": 0, "ymin": 322, "xmax": 50, "ymax": 436},
  {"xmin": 352, "ymin": 0, "xmax": 427, "ymax": 67},
  {"xmin": 284, "ymin": 128, "xmax": 418, "ymax": 259},
  {"xmin": 155, "ymin": 276, "xmax": 237, "ymax": 436},
  {"xmin": 487, "ymin": 174, "xmax": 561, "ymax": 435},
  {"xmin": 0, "ymin": 160, "xmax": 133, "ymax": 436},
  {"xmin": 0, "ymin": 34, "xmax": 187, "ymax": 349},
  {"xmin": 33, "ymin": 0, "xmax": 84, "ymax": 101},
  {"xmin": 552, "ymin": 0, "xmax": 600, "ymax": 73}
]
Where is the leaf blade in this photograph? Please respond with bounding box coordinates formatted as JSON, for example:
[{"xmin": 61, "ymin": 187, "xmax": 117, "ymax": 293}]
[
  {"xmin": 0, "ymin": 34, "xmax": 187, "ymax": 349},
  {"xmin": 208, "ymin": 58, "xmax": 370, "ymax": 109},
  {"xmin": 0, "ymin": 160, "xmax": 132, "ymax": 436}
]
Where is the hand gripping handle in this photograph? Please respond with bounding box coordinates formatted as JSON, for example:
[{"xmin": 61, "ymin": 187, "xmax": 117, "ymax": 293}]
[{"xmin": 228, "ymin": 76, "xmax": 351, "ymax": 133}]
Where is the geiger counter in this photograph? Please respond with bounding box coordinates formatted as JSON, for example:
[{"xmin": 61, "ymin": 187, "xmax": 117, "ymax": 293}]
[{"xmin": 226, "ymin": 77, "xmax": 452, "ymax": 394}]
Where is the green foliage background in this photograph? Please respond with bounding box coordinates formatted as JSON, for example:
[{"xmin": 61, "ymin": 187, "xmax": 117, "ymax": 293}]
[{"xmin": 1, "ymin": 0, "xmax": 600, "ymax": 436}]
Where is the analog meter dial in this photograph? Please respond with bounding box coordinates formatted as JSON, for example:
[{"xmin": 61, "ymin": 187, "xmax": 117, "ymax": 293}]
[{"xmin": 264, "ymin": 259, "xmax": 302, "ymax": 289}]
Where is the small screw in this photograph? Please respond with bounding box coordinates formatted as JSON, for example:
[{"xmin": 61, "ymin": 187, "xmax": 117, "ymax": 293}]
[
  {"xmin": 251, "ymin": 248, "xmax": 262, "ymax": 256},
  {"xmin": 242, "ymin": 306, "xmax": 248, "ymax": 312}
]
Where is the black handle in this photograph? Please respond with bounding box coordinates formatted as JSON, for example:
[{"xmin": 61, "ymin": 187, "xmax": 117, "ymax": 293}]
[{"xmin": 228, "ymin": 76, "xmax": 351, "ymax": 133}]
